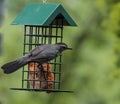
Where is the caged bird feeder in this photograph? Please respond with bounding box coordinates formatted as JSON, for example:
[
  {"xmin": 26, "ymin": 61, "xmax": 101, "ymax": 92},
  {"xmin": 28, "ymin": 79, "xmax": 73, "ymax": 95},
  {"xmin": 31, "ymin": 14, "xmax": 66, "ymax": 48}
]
[{"xmin": 11, "ymin": 3, "xmax": 77, "ymax": 93}]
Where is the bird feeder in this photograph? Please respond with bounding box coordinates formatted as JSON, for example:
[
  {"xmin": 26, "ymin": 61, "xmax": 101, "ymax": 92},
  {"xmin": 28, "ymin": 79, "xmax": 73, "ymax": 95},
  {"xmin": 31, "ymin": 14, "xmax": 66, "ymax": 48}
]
[{"xmin": 11, "ymin": 3, "xmax": 77, "ymax": 93}]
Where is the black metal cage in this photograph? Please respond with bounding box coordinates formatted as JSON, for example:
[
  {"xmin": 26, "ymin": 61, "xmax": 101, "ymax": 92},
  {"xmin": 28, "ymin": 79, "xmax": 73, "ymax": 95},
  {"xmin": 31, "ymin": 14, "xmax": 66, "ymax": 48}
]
[{"xmin": 11, "ymin": 21, "xmax": 73, "ymax": 93}]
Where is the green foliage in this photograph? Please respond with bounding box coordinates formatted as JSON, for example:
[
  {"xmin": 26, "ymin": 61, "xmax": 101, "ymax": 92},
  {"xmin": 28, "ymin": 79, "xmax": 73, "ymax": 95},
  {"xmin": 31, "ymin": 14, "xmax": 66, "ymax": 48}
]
[{"xmin": 0, "ymin": 0, "xmax": 120, "ymax": 104}]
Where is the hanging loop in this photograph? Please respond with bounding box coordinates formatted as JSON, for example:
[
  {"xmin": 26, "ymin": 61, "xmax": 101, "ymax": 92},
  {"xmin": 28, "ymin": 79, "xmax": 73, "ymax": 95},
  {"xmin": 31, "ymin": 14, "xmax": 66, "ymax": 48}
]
[{"xmin": 43, "ymin": 0, "xmax": 47, "ymax": 3}]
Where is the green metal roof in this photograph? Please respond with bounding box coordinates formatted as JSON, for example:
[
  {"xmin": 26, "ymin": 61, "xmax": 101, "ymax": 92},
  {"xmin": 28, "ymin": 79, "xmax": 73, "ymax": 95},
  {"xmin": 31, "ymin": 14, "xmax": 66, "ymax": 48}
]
[{"xmin": 12, "ymin": 3, "xmax": 77, "ymax": 26}]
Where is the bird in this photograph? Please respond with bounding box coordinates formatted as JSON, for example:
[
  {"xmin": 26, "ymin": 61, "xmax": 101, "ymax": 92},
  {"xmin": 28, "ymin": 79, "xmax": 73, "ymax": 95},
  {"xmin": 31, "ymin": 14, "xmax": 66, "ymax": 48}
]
[{"xmin": 1, "ymin": 43, "xmax": 72, "ymax": 74}]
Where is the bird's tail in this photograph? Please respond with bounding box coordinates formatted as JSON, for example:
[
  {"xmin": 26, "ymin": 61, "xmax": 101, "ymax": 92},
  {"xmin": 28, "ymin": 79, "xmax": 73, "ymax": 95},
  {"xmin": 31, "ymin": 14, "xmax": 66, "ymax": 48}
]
[{"xmin": 1, "ymin": 57, "xmax": 28, "ymax": 74}]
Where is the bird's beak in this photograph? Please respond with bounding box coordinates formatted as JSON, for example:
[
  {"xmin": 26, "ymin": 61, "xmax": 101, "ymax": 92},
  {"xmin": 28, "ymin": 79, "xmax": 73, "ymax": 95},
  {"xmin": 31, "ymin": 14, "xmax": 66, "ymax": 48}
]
[{"xmin": 66, "ymin": 47, "xmax": 72, "ymax": 50}]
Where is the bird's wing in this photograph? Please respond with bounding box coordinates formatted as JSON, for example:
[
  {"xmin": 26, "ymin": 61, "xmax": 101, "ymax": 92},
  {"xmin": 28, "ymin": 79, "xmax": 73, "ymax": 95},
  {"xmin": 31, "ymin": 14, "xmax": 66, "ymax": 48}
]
[
  {"xmin": 29, "ymin": 45, "xmax": 57, "ymax": 62},
  {"xmin": 29, "ymin": 44, "xmax": 49, "ymax": 57}
]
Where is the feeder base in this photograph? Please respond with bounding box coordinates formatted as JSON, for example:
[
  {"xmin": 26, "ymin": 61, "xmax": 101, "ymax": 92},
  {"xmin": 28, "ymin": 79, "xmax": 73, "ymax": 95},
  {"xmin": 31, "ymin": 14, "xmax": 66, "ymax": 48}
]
[{"xmin": 10, "ymin": 88, "xmax": 74, "ymax": 93}]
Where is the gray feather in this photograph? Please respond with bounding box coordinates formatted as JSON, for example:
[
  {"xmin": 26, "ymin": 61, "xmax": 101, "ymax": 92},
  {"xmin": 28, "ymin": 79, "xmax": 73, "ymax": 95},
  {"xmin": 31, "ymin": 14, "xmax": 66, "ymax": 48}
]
[{"xmin": 1, "ymin": 57, "xmax": 28, "ymax": 74}]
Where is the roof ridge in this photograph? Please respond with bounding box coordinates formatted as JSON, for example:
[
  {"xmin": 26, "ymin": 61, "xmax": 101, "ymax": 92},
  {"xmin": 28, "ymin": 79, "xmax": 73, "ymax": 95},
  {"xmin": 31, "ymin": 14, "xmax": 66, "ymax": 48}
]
[{"xmin": 41, "ymin": 4, "xmax": 60, "ymax": 25}]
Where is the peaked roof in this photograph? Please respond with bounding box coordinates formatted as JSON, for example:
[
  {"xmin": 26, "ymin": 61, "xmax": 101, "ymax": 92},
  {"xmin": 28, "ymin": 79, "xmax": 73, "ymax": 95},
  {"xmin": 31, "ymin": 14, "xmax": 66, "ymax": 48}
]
[{"xmin": 12, "ymin": 3, "xmax": 77, "ymax": 26}]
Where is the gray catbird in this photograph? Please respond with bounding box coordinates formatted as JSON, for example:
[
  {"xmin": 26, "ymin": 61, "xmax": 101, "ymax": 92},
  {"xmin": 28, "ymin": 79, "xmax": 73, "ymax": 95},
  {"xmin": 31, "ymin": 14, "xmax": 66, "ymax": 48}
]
[{"xmin": 1, "ymin": 43, "xmax": 72, "ymax": 74}]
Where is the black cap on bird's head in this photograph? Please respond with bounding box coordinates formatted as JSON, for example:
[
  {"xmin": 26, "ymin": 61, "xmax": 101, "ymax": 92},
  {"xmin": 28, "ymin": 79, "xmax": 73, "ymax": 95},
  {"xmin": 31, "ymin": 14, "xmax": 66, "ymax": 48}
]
[{"xmin": 56, "ymin": 43, "xmax": 72, "ymax": 52}]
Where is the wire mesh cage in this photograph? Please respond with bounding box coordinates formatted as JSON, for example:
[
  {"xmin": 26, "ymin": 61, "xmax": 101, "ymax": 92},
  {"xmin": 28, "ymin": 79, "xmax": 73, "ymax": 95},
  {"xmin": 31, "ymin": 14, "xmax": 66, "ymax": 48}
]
[
  {"xmin": 11, "ymin": 3, "xmax": 77, "ymax": 93},
  {"xmin": 23, "ymin": 23, "xmax": 64, "ymax": 92}
]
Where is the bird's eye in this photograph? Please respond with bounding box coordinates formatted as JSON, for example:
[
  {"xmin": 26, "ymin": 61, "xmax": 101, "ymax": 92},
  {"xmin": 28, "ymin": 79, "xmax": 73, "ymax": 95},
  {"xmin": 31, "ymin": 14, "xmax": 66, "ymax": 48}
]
[{"xmin": 62, "ymin": 46, "xmax": 66, "ymax": 50}]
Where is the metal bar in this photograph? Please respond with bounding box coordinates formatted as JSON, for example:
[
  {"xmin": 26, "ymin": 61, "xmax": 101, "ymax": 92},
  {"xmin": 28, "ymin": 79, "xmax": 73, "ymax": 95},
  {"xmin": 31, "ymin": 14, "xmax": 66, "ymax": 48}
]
[
  {"xmin": 23, "ymin": 70, "xmax": 62, "ymax": 74},
  {"xmin": 35, "ymin": 26, "xmax": 38, "ymax": 47},
  {"xmin": 46, "ymin": 63, "xmax": 49, "ymax": 89},
  {"xmin": 53, "ymin": 21, "xmax": 59, "ymax": 89},
  {"xmin": 29, "ymin": 26, "xmax": 33, "ymax": 50},
  {"xmin": 48, "ymin": 25, "xmax": 52, "ymax": 44},
  {"xmin": 27, "ymin": 26, "xmax": 34, "ymax": 89},
  {"xmin": 58, "ymin": 18, "xmax": 64, "ymax": 89},
  {"xmin": 39, "ymin": 64, "xmax": 42, "ymax": 89},
  {"xmin": 37, "ymin": 27, "xmax": 40, "ymax": 44},
  {"xmin": 41, "ymin": 27, "xmax": 44, "ymax": 44},
  {"xmin": 56, "ymin": 18, "xmax": 60, "ymax": 89},
  {"xmin": 24, "ymin": 43, "xmax": 41, "ymax": 46},
  {"xmin": 23, "ymin": 79, "xmax": 60, "ymax": 83},
  {"xmin": 10, "ymin": 88, "xmax": 74, "ymax": 93},
  {"xmin": 55, "ymin": 24, "xmax": 58, "ymax": 43},
  {"xmin": 22, "ymin": 25, "xmax": 27, "ymax": 88},
  {"xmin": 25, "ymin": 25, "xmax": 63, "ymax": 28},
  {"xmin": 25, "ymin": 34, "xmax": 62, "ymax": 38},
  {"xmin": 44, "ymin": 27, "xmax": 47, "ymax": 44}
]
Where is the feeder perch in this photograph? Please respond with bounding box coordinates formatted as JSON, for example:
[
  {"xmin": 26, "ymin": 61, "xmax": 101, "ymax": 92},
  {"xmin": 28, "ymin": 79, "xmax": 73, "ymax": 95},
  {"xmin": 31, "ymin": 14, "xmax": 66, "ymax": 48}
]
[{"xmin": 11, "ymin": 3, "xmax": 77, "ymax": 93}]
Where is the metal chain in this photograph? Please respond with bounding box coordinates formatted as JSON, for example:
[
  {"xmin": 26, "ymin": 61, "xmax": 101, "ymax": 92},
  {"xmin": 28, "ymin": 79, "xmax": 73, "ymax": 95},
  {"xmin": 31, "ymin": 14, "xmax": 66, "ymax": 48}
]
[{"xmin": 43, "ymin": 0, "xmax": 47, "ymax": 3}]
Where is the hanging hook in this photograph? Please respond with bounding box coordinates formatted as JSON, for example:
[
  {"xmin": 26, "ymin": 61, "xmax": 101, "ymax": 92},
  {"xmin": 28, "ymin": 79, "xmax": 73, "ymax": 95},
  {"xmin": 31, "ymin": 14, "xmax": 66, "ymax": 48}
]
[{"xmin": 43, "ymin": 0, "xmax": 47, "ymax": 3}]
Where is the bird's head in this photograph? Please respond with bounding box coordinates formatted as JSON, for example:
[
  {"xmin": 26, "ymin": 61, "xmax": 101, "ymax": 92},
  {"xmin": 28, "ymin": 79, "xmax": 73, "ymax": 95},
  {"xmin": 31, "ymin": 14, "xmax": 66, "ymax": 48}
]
[{"xmin": 56, "ymin": 43, "xmax": 72, "ymax": 52}]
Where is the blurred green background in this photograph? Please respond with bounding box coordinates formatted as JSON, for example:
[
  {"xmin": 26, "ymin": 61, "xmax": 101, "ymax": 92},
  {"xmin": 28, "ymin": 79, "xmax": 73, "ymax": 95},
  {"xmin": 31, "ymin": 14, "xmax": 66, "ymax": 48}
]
[{"xmin": 0, "ymin": 0, "xmax": 120, "ymax": 104}]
